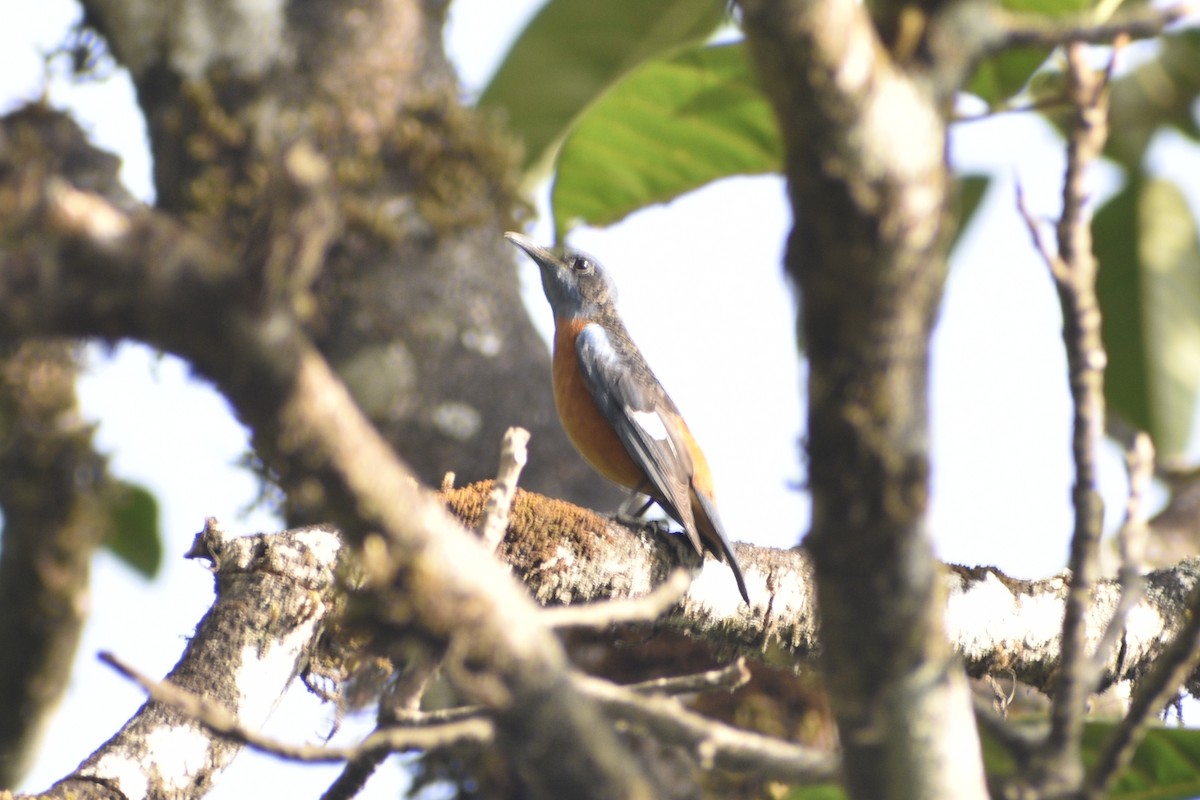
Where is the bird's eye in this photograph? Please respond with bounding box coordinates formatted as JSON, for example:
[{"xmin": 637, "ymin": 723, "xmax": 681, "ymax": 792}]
[{"xmin": 570, "ymin": 257, "xmax": 591, "ymax": 272}]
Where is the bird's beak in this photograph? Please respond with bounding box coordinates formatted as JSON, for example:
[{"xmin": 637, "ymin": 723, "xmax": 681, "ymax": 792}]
[{"xmin": 504, "ymin": 232, "xmax": 560, "ymax": 271}]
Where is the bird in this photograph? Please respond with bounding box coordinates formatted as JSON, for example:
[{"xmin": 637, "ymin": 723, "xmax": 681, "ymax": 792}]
[{"xmin": 505, "ymin": 232, "xmax": 750, "ymax": 604}]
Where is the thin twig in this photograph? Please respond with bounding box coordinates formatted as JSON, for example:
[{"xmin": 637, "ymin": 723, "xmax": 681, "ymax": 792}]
[
  {"xmin": 622, "ymin": 659, "xmax": 751, "ymax": 696},
  {"xmin": 383, "ymin": 703, "xmax": 485, "ymax": 727},
  {"xmin": 1053, "ymin": 37, "xmax": 1113, "ymax": 733},
  {"xmin": 1045, "ymin": 42, "xmax": 1111, "ymax": 782},
  {"xmin": 323, "ymin": 657, "xmax": 445, "ymax": 800},
  {"xmin": 1015, "ymin": 181, "xmax": 1062, "ymax": 280},
  {"xmin": 100, "ymin": 652, "xmax": 492, "ymax": 763},
  {"xmin": 541, "ymin": 568, "xmax": 693, "ymax": 628},
  {"xmin": 955, "ymin": 94, "xmax": 1076, "ymax": 125},
  {"xmin": 991, "ymin": 3, "xmax": 1187, "ymax": 51},
  {"xmin": 1086, "ymin": 433, "xmax": 1154, "ymax": 688},
  {"xmin": 985, "ymin": 670, "xmax": 1019, "ymax": 717},
  {"xmin": 570, "ymin": 671, "xmax": 839, "ymax": 783},
  {"xmin": 319, "ymin": 753, "xmax": 387, "ymax": 800},
  {"xmin": 1016, "ymin": 42, "xmax": 1112, "ymax": 789},
  {"xmin": 1117, "ymin": 434, "xmax": 1153, "ymax": 573},
  {"xmin": 381, "ymin": 659, "xmax": 750, "ymax": 730},
  {"xmin": 477, "ymin": 427, "xmax": 531, "ymax": 552}
]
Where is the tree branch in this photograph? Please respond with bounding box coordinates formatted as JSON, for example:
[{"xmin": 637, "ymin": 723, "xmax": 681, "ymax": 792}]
[
  {"xmin": 987, "ymin": 3, "xmax": 1187, "ymax": 51},
  {"xmin": 41, "ymin": 521, "xmax": 343, "ymax": 798},
  {"xmin": 444, "ymin": 481, "xmax": 775, "ymax": 614},
  {"xmin": 737, "ymin": 0, "xmax": 980, "ymax": 795},
  {"xmin": 17, "ymin": 509, "xmax": 1200, "ymax": 798},
  {"xmin": 447, "ymin": 483, "xmax": 1200, "ymax": 700},
  {"xmin": 1016, "ymin": 43, "xmax": 1111, "ymax": 793}
]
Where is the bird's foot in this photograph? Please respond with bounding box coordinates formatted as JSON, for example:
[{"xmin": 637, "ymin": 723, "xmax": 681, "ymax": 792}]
[{"xmin": 614, "ymin": 511, "xmax": 673, "ymax": 537}]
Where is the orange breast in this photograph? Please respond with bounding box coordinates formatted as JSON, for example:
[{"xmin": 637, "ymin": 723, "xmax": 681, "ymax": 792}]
[{"xmin": 553, "ymin": 320, "xmax": 645, "ymax": 489}]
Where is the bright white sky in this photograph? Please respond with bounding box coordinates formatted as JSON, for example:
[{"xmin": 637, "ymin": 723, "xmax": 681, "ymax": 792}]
[{"xmin": 3, "ymin": 1, "xmax": 1200, "ymax": 798}]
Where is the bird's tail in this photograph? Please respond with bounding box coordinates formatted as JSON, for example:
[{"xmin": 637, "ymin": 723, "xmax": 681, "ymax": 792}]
[{"xmin": 691, "ymin": 485, "xmax": 750, "ymax": 605}]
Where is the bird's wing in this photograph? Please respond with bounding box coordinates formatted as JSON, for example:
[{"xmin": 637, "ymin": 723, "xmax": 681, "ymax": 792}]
[{"xmin": 574, "ymin": 324, "xmax": 701, "ymax": 553}]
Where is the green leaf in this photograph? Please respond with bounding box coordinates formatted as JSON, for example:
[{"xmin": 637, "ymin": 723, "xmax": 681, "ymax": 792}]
[
  {"xmin": 1096, "ymin": 176, "xmax": 1200, "ymax": 458},
  {"xmin": 1136, "ymin": 179, "xmax": 1200, "ymax": 458},
  {"xmin": 984, "ymin": 720, "xmax": 1200, "ymax": 797},
  {"xmin": 769, "ymin": 723, "xmax": 1200, "ymax": 798},
  {"xmin": 1090, "ymin": 724, "xmax": 1200, "ymax": 798},
  {"xmin": 783, "ymin": 785, "xmax": 848, "ymax": 800},
  {"xmin": 479, "ymin": 0, "xmax": 727, "ymax": 175},
  {"xmin": 964, "ymin": 0, "xmax": 1109, "ymax": 109},
  {"xmin": 550, "ymin": 42, "xmax": 781, "ymax": 238},
  {"xmin": 1107, "ymin": 30, "xmax": 1200, "ymax": 169},
  {"xmin": 102, "ymin": 481, "xmax": 162, "ymax": 578},
  {"xmin": 1002, "ymin": 0, "xmax": 1092, "ymax": 13},
  {"xmin": 980, "ymin": 718, "xmax": 1024, "ymax": 775},
  {"xmin": 967, "ymin": 47, "xmax": 1055, "ymax": 108},
  {"xmin": 952, "ymin": 175, "xmax": 991, "ymax": 251},
  {"xmin": 1096, "ymin": 181, "xmax": 1150, "ymax": 439}
]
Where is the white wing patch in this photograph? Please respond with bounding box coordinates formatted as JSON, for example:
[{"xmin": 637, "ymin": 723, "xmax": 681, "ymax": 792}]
[
  {"xmin": 630, "ymin": 409, "xmax": 668, "ymax": 440},
  {"xmin": 579, "ymin": 323, "xmax": 619, "ymax": 364},
  {"xmin": 630, "ymin": 410, "xmax": 679, "ymax": 459}
]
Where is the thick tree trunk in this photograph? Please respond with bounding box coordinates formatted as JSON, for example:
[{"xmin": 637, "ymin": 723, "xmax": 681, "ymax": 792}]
[{"xmin": 85, "ymin": 0, "xmax": 619, "ymax": 507}]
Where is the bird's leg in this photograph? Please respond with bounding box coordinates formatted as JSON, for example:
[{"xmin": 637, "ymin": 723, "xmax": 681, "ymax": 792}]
[
  {"xmin": 615, "ymin": 484, "xmax": 672, "ymax": 536},
  {"xmin": 618, "ymin": 493, "xmax": 656, "ymax": 519}
]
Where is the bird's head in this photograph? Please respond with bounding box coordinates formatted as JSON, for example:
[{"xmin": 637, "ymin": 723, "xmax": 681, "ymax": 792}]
[{"xmin": 505, "ymin": 232, "xmax": 618, "ymax": 321}]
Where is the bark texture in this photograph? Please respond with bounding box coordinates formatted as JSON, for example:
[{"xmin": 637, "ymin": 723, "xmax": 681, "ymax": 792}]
[
  {"xmin": 740, "ymin": 0, "xmax": 985, "ymax": 796},
  {"xmin": 82, "ymin": 0, "xmax": 618, "ymax": 509},
  {"xmin": 0, "ymin": 341, "xmax": 111, "ymax": 787}
]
